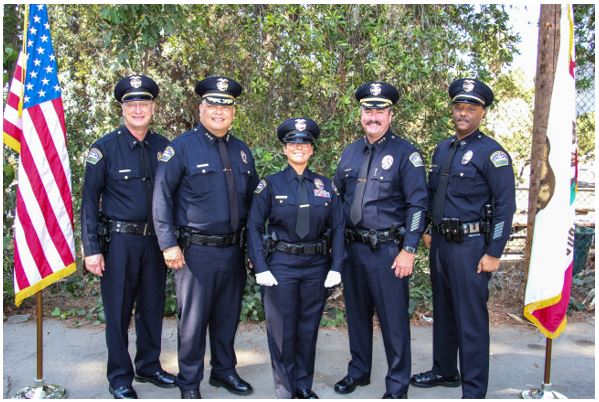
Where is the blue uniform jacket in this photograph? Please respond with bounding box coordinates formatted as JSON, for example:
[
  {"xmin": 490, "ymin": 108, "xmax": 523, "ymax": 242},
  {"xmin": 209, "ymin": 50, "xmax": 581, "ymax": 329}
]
[
  {"xmin": 428, "ymin": 129, "xmax": 516, "ymax": 257},
  {"xmin": 247, "ymin": 165, "xmax": 345, "ymax": 275},
  {"xmin": 333, "ymin": 130, "xmax": 428, "ymax": 250},
  {"xmin": 152, "ymin": 123, "xmax": 259, "ymax": 251},
  {"xmin": 81, "ymin": 126, "xmax": 170, "ymax": 256}
]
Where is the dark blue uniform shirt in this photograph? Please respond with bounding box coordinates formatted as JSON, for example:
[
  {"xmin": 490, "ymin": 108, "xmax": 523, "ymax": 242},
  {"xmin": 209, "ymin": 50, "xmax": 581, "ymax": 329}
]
[
  {"xmin": 333, "ymin": 130, "xmax": 428, "ymax": 250},
  {"xmin": 81, "ymin": 126, "xmax": 170, "ymax": 256},
  {"xmin": 428, "ymin": 129, "xmax": 516, "ymax": 257},
  {"xmin": 153, "ymin": 123, "xmax": 259, "ymax": 251},
  {"xmin": 247, "ymin": 166, "xmax": 345, "ymax": 274}
]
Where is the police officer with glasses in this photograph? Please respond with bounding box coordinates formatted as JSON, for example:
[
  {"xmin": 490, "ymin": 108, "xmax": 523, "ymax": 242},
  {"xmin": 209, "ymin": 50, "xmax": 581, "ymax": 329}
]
[{"xmin": 81, "ymin": 75, "xmax": 175, "ymax": 399}]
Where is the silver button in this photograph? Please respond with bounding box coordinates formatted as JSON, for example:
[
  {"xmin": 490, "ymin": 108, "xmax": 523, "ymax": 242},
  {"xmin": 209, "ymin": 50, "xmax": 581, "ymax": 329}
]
[{"xmin": 460, "ymin": 172, "xmax": 464, "ymax": 177}]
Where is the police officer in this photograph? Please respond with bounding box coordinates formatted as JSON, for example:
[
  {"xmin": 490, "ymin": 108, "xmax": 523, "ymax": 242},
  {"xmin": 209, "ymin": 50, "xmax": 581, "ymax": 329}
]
[
  {"xmin": 333, "ymin": 82, "xmax": 428, "ymax": 399},
  {"xmin": 410, "ymin": 78, "xmax": 516, "ymax": 398},
  {"xmin": 81, "ymin": 75, "xmax": 176, "ymax": 399},
  {"xmin": 153, "ymin": 76, "xmax": 258, "ymax": 399},
  {"xmin": 247, "ymin": 118, "xmax": 345, "ymax": 399}
]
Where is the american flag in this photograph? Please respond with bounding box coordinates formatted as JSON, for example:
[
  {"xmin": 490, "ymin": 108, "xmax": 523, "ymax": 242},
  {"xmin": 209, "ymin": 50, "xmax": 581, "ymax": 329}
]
[{"xmin": 3, "ymin": 4, "xmax": 76, "ymax": 306}]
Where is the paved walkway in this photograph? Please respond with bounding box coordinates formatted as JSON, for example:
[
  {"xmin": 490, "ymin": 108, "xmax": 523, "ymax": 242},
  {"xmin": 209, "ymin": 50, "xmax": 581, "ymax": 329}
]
[{"xmin": 3, "ymin": 318, "xmax": 595, "ymax": 399}]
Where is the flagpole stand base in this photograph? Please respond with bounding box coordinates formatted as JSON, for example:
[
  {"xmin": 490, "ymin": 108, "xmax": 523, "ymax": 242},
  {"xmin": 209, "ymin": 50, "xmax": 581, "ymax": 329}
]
[
  {"xmin": 522, "ymin": 383, "xmax": 567, "ymax": 399},
  {"xmin": 13, "ymin": 378, "xmax": 66, "ymax": 399}
]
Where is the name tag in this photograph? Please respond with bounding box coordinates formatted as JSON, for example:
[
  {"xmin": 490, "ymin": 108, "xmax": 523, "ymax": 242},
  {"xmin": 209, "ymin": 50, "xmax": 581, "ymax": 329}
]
[
  {"xmin": 196, "ymin": 163, "xmax": 209, "ymax": 168},
  {"xmin": 313, "ymin": 189, "xmax": 330, "ymax": 198},
  {"xmin": 118, "ymin": 169, "xmax": 131, "ymax": 173},
  {"xmin": 275, "ymin": 195, "xmax": 288, "ymax": 199}
]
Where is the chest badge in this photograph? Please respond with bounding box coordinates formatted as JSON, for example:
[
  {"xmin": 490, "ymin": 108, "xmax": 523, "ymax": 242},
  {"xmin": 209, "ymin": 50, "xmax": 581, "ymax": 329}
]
[
  {"xmin": 314, "ymin": 178, "xmax": 324, "ymax": 190},
  {"xmin": 462, "ymin": 150, "xmax": 473, "ymax": 165},
  {"xmin": 381, "ymin": 155, "xmax": 394, "ymax": 170},
  {"xmin": 240, "ymin": 150, "xmax": 248, "ymax": 164}
]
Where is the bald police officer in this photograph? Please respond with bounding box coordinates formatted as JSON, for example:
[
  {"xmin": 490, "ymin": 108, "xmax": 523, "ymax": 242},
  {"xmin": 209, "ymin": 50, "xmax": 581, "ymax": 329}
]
[
  {"xmin": 81, "ymin": 75, "xmax": 176, "ymax": 399},
  {"xmin": 247, "ymin": 118, "xmax": 345, "ymax": 399},
  {"xmin": 333, "ymin": 82, "xmax": 428, "ymax": 399},
  {"xmin": 153, "ymin": 76, "xmax": 258, "ymax": 399},
  {"xmin": 410, "ymin": 78, "xmax": 516, "ymax": 398}
]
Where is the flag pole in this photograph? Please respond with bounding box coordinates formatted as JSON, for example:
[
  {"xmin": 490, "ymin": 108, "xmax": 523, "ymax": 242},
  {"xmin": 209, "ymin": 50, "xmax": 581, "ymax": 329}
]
[
  {"xmin": 521, "ymin": 4, "xmax": 567, "ymax": 400},
  {"xmin": 13, "ymin": 291, "xmax": 66, "ymax": 399}
]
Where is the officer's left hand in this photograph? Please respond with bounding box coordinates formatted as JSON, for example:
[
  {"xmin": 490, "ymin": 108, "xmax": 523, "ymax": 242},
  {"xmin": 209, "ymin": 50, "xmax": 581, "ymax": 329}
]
[
  {"xmin": 324, "ymin": 271, "xmax": 341, "ymax": 288},
  {"xmin": 477, "ymin": 254, "xmax": 500, "ymax": 273},
  {"xmin": 391, "ymin": 250, "xmax": 415, "ymax": 278}
]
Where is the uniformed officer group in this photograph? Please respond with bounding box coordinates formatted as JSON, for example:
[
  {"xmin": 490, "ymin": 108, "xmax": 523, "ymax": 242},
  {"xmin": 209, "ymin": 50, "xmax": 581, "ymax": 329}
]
[{"xmin": 81, "ymin": 73, "xmax": 515, "ymax": 399}]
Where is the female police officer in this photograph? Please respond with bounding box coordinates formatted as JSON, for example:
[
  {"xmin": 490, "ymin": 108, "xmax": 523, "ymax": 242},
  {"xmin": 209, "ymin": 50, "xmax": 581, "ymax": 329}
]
[{"xmin": 247, "ymin": 118, "xmax": 345, "ymax": 399}]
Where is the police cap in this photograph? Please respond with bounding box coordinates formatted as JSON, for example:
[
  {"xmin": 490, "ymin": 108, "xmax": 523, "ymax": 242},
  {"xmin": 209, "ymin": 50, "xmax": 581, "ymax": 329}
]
[
  {"xmin": 114, "ymin": 75, "xmax": 159, "ymax": 103},
  {"xmin": 277, "ymin": 118, "xmax": 320, "ymax": 144},
  {"xmin": 355, "ymin": 81, "xmax": 399, "ymax": 109},
  {"xmin": 195, "ymin": 76, "xmax": 243, "ymax": 106},
  {"xmin": 449, "ymin": 78, "xmax": 494, "ymax": 108}
]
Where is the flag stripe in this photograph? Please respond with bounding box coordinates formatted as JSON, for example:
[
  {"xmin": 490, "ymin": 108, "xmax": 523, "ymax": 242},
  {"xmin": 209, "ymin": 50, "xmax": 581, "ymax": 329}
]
[
  {"xmin": 13, "ymin": 223, "xmax": 32, "ymax": 292},
  {"xmin": 15, "ymin": 189, "xmax": 53, "ymax": 279},
  {"xmin": 18, "ymin": 124, "xmax": 74, "ymax": 266}
]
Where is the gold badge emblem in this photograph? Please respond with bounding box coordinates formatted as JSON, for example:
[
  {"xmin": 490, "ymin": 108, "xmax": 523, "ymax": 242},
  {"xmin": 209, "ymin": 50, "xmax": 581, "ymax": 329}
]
[
  {"xmin": 130, "ymin": 76, "xmax": 142, "ymax": 88},
  {"xmin": 216, "ymin": 78, "xmax": 229, "ymax": 92}
]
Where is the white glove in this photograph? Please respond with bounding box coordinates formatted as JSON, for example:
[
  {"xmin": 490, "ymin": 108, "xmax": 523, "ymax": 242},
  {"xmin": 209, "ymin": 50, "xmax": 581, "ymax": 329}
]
[
  {"xmin": 256, "ymin": 270, "xmax": 279, "ymax": 286},
  {"xmin": 324, "ymin": 271, "xmax": 341, "ymax": 288}
]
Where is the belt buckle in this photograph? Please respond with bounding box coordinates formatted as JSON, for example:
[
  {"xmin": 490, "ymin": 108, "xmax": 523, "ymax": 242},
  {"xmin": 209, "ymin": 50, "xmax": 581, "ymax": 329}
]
[{"xmin": 143, "ymin": 223, "xmax": 149, "ymax": 236}]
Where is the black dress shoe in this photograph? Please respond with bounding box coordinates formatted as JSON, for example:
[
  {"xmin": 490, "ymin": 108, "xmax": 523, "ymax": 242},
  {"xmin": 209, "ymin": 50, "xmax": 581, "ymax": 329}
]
[
  {"xmin": 135, "ymin": 370, "xmax": 177, "ymax": 388},
  {"xmin": 209, "ymin": 373, "xmax": 253, "ymax": 396},
  {"xmin": 334, "ymin": 375, "xmax": 371, "ymax": 394},
  {"xmin": 383, "ymin": 392, "xmax": 407, "ymax": 399},
  {"xmin": 410, "ymin": 370, "xmax": 461, "ymax": 388},
  {"xmin": 181, "ymin": 388, "xmax": 202, "ymax": 399},
  {"xmin": 109, "ymin": 385, "xmax": 138, "ymax": 399},
  {"xmin": 295, "ymin": 388, "xmax": 319, "ymax": 399}
]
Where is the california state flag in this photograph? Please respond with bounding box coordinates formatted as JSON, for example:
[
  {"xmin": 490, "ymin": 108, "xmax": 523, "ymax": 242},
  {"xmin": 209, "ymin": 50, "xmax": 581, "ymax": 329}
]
[{"xmin": 523, "ymin": 4, "xmax": 577, "ymax": 339}]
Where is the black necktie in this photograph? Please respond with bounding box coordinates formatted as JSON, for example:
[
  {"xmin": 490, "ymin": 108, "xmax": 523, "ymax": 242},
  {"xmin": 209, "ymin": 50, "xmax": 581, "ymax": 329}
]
[
  {"xmin": 139, "ymin": 140, "xmax": 153, "ymax": 226},
  {"xmin": 295, "ymin": 175, "xmax": 310, "ymax": 239},
  {"xmin": 217, "ymin": 137, "xmax": 239, "ymax": 232},
  {"xmin": 432, "ymin": 140, "xmax": 458, "ymax": 225},
  {"xmin": 349, "ymin": 143, "xmax": 374, "ymax": 226}
]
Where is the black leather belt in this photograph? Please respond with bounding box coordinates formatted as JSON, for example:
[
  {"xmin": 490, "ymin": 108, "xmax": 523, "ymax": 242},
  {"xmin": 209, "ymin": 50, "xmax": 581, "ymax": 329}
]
[
  {"xmin": 108, "ymin": 220, "xmax": 154, "ymax": 236},
  {"xmin": 345, "ymin": 227, "xmax": 404, "ymax": 244},
  {"xmin": 189, "ymin": 232, "xmax": 240, "ymax": 247},
  {"xmin": 432, "ymin": 220, "xmax": 482, "ymax": 235},
  {"xmin": 274, "ymin": 240, "xmax": 326, "ymax": 256}
]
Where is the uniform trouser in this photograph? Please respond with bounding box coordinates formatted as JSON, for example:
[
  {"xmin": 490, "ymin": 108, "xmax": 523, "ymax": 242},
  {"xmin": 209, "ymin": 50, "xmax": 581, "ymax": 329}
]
[
  {"xmin": 430, "ymin": 232, "xmax": 491, "ymax": 399},
  {"xmin": 342, "ymin": 241, "xmax": 411, "ymax": 395},
  {"xmin": 101, "ymin": 232, "xmax": 167, "ymax": 388},
  {"xmin": 174, "ymin": 243, "xmax": 246, "ymax": 391},
  {"xmin": 263, "ymin": 252, "xmax": 328, "ymax": 398}
]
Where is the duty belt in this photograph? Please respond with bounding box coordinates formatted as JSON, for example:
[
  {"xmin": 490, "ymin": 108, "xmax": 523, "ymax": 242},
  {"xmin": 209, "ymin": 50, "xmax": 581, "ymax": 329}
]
[
  {"xmin": 432, "ymin": 218, "xmax": 483, "ymax": 242},
  {"xmin": 108, "ymin": 220, "xmax": 154, "ymax": 236},
  {"xmin": 345, "ymin": 227, "xmax": 405, "ymax": 251},
  {"xmin": 274, "ymin": 240, "xmax": 327, "ymax": 256},
  {"xmin": 188, "ymin": 232, "xmax": 241, "ymax": 247}
]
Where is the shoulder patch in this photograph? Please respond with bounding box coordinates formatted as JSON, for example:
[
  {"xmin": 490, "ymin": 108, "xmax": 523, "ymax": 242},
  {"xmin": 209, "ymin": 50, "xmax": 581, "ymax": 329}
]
[
  {"xmin": 409, "ymin": 151, "xmax": 424, "ymax": 167},
  {"xmin": 86, "ymin": 148, "xmax": 103, "ymax": 165},
  {"xmin": 255, "ymin": 179, "xmax": 267, "ymax": 194},
  {"xmin": 159, "ymin": 146, "xmax": 175, "ymax": 162},
  {"xmin": 490, "ymin": 151, "xmax": 509, "ymax": 168}
]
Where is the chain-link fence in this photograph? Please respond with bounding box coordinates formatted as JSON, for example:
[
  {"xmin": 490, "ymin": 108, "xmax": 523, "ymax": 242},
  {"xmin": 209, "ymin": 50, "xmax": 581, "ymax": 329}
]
[{"xmin": 484, "ymin": 67, "xmax": 595, "ymax": 272}]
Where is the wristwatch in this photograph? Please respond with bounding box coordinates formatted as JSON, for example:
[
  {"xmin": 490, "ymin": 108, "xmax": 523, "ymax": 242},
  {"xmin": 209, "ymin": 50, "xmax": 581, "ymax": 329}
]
[{"xmin": 403, "ymin": 245, "xmax": 417, "ymax": 254}]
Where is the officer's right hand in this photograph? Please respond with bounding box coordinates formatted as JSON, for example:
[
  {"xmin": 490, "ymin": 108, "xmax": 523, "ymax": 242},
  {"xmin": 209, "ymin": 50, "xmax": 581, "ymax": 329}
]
[
  {"xmin": 163, "ymin": 246, "xmax": 186, "ymax": 270},
  {"xmin": 422, "ymin": 233, "xmax": 432, "ymax": 249},
  {"xmin": 84, "ymin": 254, "xmax": 105, "ymax": 277},
  {"xmin": 256, "ymin": 270, "xmax": 278, "ymax": 286}
]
